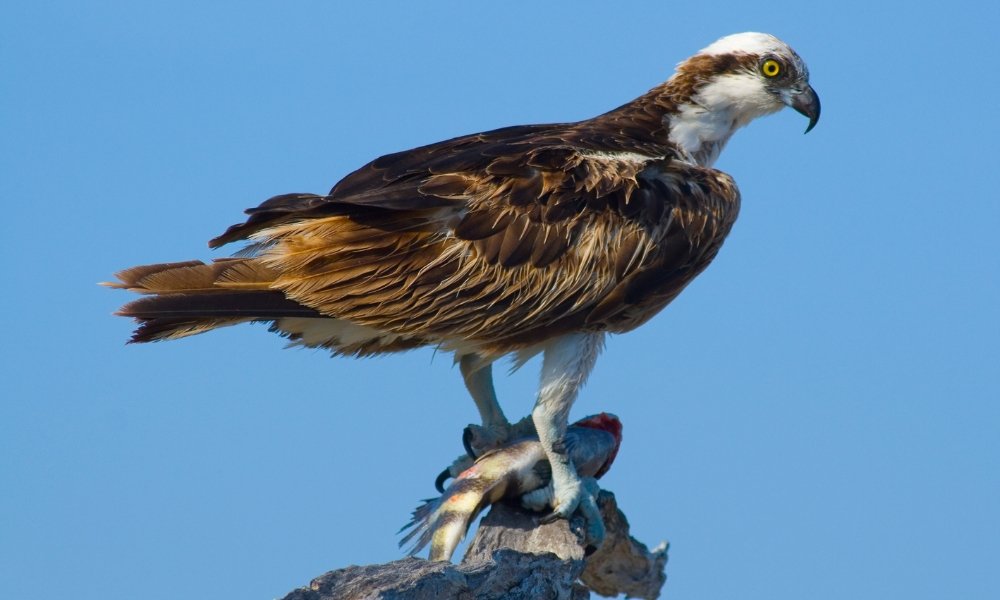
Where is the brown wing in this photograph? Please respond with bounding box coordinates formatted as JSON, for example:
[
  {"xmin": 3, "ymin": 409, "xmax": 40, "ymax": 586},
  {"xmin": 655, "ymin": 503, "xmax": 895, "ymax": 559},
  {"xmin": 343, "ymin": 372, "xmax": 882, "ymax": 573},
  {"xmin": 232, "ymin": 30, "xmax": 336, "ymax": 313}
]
[
  {"xmin": 217, "ymin": 129, "xmax": 741, "ymax": 353},
  {"xmin": 209, "ymin": 124, "xmax": 563, "ymax": 248}
]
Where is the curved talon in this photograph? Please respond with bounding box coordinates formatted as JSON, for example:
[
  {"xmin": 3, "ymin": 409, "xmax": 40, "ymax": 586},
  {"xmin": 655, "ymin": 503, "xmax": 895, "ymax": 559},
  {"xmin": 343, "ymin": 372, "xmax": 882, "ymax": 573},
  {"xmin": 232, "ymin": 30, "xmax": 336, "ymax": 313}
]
[
  {"xmin": 434, "ymin": 453, "xmax": 475, "ymax": 493},
  {"xmin": 434, "ymin": 467, "xmax": 452, "ymax": 494},
  {"xmin": 462, "ymin": 421, "xmax": 519, "ymax": 458},
  {"xmin": 537, "ymin": 477, "xmax": 606, "ymax": 548},
  {"xmin": 437, "ymin": 421, "xmax": 519, "ymax": 497},
  {"xmin": 461, "ymin": 426, "xmax": 478, "ymax": 459},
  {"xmin": 577, "ymin": 477, "xmax": 606, "ymax": 547},
  {"xmin": 539, "ymin": 511, "xmax": 561, "ymax": 525}
]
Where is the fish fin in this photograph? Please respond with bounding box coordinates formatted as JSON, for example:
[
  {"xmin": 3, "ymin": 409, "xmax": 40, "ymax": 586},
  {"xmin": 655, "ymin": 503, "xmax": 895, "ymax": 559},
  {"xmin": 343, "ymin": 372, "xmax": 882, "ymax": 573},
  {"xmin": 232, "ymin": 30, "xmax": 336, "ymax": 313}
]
[
  {"xmin": 399, "ymin": 475, "xmax": 501, "ymax": 561},
  {"xmin": 398, "ymin": 497, "xmax": 440, "ymax": 555}
]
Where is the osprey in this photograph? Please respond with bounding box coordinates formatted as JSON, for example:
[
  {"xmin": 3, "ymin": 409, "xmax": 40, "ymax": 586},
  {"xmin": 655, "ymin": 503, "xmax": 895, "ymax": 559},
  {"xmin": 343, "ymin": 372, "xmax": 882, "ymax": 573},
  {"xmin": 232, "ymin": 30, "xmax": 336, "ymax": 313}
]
[{"xmin": 110, "ymin": 32, "xmax": 819, "ymax": 545}]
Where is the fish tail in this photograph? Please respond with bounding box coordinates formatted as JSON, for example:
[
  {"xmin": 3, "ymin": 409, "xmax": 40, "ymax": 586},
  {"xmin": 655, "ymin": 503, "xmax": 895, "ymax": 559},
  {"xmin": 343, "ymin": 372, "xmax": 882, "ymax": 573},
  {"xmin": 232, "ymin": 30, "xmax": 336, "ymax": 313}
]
[{"xmin": 399, "ymin": 473, "xmax": 501, "ymax": 561}]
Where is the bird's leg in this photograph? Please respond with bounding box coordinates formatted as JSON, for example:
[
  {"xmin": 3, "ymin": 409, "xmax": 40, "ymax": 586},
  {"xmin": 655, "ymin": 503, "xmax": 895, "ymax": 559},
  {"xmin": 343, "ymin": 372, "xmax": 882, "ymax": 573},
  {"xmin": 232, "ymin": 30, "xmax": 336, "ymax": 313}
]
[
  {"xmin": 440, "ymin": 355, "xmax": 524, "ymax": 489},
  {"xmin": 460, "ymin": 355, "xmax": 509, "ymax": 452},
  {"xmin": 522, "ymin": 477, "xmax": 604, "ymax": 552},
  {"xmin": 531, "ymin": 332, "xmax": 606, "ymax": 546},
  {"xmin": 461, "ymin": 356, "xmax": 536, "ymax": 452}
]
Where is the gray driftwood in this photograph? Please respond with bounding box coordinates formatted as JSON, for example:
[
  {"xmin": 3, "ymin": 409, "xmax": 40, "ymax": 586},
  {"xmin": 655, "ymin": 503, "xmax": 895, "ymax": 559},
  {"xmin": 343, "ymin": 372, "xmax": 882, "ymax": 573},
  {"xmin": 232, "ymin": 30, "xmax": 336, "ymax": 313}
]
[{"xmin": 280, "ymin": 491, "xmax": 667, "ymax": 600}]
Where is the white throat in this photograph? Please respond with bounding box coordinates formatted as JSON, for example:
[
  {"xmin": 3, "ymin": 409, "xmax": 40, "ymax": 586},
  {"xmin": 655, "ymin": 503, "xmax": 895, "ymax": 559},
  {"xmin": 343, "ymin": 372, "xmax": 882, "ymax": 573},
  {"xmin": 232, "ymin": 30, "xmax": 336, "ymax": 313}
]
[{"xmin": 667, "ymin": 72, "xmax": 782, "ymax": 167}]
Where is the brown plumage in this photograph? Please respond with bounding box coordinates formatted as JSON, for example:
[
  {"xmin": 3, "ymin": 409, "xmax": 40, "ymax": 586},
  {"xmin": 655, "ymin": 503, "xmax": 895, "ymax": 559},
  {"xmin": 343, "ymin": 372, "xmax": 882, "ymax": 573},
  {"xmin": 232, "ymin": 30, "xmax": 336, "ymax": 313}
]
[
  {"xmin": 109, "ymin": 31, "xmax": 819, "ymax": 548},
  {"xmin": 111, "ymin": 126, "xmax": 739, "ymax": 357}
]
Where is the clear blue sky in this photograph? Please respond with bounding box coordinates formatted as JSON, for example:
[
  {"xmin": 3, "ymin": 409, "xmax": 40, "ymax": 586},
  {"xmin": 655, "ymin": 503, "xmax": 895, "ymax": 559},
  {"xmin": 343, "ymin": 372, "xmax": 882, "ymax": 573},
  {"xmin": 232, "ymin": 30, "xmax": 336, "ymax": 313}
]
[{"xmin": 3, "ymin": 2, "xmax": 998, "ymax": 599}]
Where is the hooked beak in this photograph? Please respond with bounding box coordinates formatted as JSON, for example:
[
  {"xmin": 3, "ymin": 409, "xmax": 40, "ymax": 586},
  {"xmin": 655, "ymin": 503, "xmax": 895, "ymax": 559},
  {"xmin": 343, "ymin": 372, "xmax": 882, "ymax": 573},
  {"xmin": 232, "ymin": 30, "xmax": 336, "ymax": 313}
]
[{"xmin": 784, "ymin": 84, "xmax": 821, "ymax": 133}]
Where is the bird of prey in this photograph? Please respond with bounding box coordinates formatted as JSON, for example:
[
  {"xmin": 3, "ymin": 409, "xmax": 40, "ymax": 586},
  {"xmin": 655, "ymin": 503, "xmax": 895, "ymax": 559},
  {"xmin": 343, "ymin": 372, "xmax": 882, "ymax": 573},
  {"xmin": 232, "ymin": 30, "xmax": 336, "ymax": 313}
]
[{"xmin": 109, "ymin": 32, "xmax": 819, "ymax": 546}]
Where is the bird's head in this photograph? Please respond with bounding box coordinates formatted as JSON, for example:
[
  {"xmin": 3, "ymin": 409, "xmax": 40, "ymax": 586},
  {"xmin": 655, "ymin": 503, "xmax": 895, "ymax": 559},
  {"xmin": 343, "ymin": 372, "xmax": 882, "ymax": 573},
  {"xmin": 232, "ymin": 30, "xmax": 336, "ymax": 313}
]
[{"xmin": 665, "ymin": 32, "xmax": 820, "ymax": 163}]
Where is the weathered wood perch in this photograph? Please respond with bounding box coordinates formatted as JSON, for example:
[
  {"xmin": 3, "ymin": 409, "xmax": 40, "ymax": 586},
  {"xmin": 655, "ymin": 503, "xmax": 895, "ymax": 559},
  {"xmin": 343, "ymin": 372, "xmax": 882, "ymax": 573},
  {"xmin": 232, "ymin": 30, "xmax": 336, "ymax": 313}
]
[{"xmin": 281, "ymin": 491, "xmax": 668, "ymax": 600}]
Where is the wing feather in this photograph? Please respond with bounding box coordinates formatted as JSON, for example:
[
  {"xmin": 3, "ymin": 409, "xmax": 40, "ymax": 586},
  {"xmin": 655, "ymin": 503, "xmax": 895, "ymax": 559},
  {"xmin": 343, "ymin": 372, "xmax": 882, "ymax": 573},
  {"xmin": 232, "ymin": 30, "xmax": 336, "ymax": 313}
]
[{"xmin": 208, "ymin": 128, "xmax": 739, "ymax": 354}]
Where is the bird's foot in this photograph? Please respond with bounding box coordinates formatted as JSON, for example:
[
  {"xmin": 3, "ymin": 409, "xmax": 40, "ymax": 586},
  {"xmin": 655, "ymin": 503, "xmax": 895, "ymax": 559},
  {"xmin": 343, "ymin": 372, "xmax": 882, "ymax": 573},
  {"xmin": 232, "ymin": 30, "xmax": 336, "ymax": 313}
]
[
  {"xmin": 435, "ymin": 453, "xmax": 475, "ymax": 492},
  {"xmin": 537, "ymin": 475, "xmax": 605, "ymax": 552},
  {"xmin": 520, "ymin": 482, "xmax": 554, "ymax": 512},
  {"xmin": 435, "ymin": 416, "xmax": 537, "ymax": 493},
  {"xmin": 462, "ymin": 415, "xmax": 536, "ymax": 458}
]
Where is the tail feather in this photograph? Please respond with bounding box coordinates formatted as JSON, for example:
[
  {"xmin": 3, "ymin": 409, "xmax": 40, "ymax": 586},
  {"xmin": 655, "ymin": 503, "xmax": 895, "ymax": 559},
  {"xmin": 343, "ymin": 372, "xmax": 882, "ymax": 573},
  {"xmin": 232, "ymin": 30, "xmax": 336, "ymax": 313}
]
[
  {"xmin": 107, "ymin": 258, "xmax": 320, "ymax": 343},
  {"xmin": 118, "ymin": 291, "xmax": 321, "ymax": 343},
  {"xmin": 107, "ymin": 258, "xmax": 277, "ymax": 294}
]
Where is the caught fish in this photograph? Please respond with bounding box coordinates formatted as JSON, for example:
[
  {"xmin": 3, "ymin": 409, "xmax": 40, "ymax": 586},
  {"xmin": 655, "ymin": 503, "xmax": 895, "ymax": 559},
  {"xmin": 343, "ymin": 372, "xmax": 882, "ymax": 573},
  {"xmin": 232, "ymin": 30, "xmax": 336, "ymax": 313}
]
[{"xmin": 399, "ymin": 413, "xmax": 622, "ymax": 562}]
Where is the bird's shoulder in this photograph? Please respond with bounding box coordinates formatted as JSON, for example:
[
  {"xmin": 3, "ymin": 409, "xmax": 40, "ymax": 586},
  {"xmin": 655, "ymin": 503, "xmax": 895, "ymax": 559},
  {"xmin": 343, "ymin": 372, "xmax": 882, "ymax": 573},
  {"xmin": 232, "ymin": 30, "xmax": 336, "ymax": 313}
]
[{"xmin": 330, "ymin": 118, "xmax": 741, "ymax": 230}]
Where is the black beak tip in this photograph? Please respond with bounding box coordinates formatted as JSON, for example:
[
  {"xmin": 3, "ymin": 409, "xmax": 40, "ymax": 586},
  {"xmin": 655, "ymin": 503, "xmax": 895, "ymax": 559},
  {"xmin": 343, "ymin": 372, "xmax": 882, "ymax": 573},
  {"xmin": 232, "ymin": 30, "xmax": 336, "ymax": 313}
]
[
  {"xmin": 804, "ymin": 116, "xmax": 819, "ymax": 134},
  {"xmin": 793, "ymin": 85, "xmax": 821, "ymax": 134}
]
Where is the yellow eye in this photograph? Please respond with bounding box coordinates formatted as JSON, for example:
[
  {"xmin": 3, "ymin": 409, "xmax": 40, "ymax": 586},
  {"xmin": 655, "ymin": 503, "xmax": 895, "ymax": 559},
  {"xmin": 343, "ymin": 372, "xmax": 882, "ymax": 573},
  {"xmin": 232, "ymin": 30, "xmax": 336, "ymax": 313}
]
[{"xmin": 761, "ymin": 58, "xmax": 782, "ymax": 78}]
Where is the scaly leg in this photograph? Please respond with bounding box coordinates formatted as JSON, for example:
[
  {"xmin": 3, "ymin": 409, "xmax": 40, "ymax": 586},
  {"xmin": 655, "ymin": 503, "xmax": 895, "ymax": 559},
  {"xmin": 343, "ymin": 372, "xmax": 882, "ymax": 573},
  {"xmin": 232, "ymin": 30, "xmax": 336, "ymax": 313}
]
[
  {"xmin": 460, "ymin": 355, "xmax": 535, "ymax": 452},
  {"xmin": 460, "ymin": 355, "xmax": 508, "ymax": 438},
  {"xmin": 440, "ymin": 355, "xmax": 531, "ymax": 490},
  {"xmin": 532, "ymin": 331, "xmax": 606, "ymax": 545}
]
